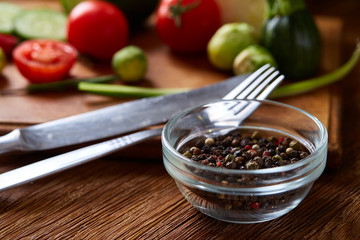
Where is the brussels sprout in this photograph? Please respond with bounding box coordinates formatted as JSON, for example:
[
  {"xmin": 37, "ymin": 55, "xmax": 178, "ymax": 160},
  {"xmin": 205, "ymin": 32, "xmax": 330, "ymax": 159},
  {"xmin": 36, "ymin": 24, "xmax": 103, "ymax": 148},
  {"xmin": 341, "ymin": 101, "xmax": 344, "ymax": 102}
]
[
  {"xmin": 233, "ymin": 45, "xmax": 277, "ymax": 75},
  {"xmin": 207, "ymin": 23, "xmax": 257, "ymax": 71}
]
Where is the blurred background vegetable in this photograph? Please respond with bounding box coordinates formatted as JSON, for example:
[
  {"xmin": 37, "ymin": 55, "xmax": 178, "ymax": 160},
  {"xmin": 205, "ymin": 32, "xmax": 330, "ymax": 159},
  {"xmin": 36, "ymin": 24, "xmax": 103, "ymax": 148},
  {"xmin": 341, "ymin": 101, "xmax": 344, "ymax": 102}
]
[
  {"xmin": 0, "ymin": 2, "xmax": 22, "ymax": 34},
  {"xmin": 112, "ymin": 45, "xmax": 148, "ymax": 83},
  {"xmin": 60, "ymin": 0, "xmax": 159, "ymax": 31},
  {"xmin": 155, "ymin": 0, "xmax": 221, "ymax": 53},
  {"xmin": 261, "ymin": 0, "xmax": 321, "ymax": 80},
  {"xmin": 67, "ymin": 0, "xmax": 129, "ymax": 61},
  {"xmin": 233, "ymin": 44, "xmax": 277, "ymax": 75},
  {"xmin": 207, "ymin": 23, "xmax": 257, "ymax": 70}
]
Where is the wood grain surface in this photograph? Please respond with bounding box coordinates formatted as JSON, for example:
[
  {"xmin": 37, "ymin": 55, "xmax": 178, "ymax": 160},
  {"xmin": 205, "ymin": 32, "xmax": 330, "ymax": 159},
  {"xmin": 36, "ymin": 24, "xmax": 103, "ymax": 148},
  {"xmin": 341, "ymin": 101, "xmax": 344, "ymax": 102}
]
[{"xmin": 0, "ymin": 0, "xmax": 359, "ymax": 239}]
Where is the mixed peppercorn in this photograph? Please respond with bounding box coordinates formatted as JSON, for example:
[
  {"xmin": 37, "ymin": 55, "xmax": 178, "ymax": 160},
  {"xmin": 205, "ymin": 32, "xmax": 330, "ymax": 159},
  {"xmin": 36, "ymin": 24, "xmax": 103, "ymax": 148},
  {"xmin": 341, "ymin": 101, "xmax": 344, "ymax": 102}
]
[{"xmin": 181, "ymin": 130, "xmax": 310, "ymax": 169}]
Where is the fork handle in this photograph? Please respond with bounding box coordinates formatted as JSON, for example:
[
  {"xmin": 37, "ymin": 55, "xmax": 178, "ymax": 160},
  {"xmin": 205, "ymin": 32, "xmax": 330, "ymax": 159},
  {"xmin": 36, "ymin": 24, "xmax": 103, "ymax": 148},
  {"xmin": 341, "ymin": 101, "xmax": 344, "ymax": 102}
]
[{"xmin": 0, "ymin": 128, "xmax": 163, "ymax": 192}]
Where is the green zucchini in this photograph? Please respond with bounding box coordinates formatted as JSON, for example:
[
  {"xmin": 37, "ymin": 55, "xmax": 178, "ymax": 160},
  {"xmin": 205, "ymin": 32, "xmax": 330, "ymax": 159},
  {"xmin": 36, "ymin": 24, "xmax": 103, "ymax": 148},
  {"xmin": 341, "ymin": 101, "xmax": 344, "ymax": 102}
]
[{"xmin": 261, "ymin": 0, "xmax": 321, "ymax": 80}]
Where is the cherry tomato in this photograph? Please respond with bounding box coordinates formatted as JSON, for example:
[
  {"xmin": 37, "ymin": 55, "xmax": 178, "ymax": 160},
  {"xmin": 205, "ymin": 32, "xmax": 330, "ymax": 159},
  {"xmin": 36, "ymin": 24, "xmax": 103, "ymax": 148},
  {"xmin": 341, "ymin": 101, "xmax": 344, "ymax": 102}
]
[
  {"xmin": 67, "ymin": 0, "xmax": 129, "ymax": 61},
  {"xmin": 12, "ymin": 40, "xmax": 78, "ymax": 83},
  {"xmin": 155, "ymin": 0, "xmax": 221, "ymax": 53},
  {"xmin": 0, "ymin": 33, "xmax": 18, "ymax": 58}
]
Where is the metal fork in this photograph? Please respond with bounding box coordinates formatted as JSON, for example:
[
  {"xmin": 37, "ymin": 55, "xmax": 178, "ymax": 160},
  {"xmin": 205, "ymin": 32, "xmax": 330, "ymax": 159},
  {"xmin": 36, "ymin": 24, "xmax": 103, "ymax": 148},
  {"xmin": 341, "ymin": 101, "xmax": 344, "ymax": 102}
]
[{"xmin": 0, "ymin": 65, "xmax": 284, "ymax": 192}]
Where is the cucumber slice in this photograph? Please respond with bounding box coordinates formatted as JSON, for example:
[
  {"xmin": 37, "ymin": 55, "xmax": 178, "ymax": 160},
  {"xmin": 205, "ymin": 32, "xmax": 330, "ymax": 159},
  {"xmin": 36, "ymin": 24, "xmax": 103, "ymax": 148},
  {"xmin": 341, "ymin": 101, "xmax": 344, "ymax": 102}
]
[
  {"xmin": 0, "ymin": 2, "xmax": 23, "ymax": 33},
  {"xmin": 14, "ymin": 9, "xmax": 67, "ymax": 40}
]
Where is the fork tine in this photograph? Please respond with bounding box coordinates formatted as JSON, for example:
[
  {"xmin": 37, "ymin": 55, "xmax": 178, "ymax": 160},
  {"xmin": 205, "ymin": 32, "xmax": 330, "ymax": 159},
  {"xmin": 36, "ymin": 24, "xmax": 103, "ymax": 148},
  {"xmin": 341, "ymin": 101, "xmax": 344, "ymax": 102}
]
[
  {"xmin": 235, "ymin": 67, "xmax": 277, "ymax": 100},
  {"xmin": 246, "ymin": 70, "xmax": 283, "ymax": 100},
  {"xmin": 222, "ymin": 64, "xmax": 272, "ymax": 100},
  {"xmin": 256, "ymin": 74, "xmax": 284, "ymax": 100},
  {"xmin": 224, "ymin": 66, "xmax": 284, "ymax": 115}
]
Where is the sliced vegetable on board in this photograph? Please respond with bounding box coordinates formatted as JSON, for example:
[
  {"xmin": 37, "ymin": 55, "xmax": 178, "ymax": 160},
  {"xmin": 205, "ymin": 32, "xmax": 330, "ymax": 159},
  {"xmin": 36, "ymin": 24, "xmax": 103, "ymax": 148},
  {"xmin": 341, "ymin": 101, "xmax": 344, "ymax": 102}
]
[
  {"xmin": 67, "ymin": 0, "xmax": 129, "ymax": 60},
  {"xmin": 14, "ymin": 9, "xmax": 67, "ymax": 40},
  {"xmin": 12, "ymin": 39, "xmax": 78, "ymax": 83},
  {"xmin": 155, "ymin": 0, "xmax": 221, "ymax": 53},
  {"xmin": 261, "ymin": 0, "xmax": 321, "ymax": 80},
  {"xmin": 0, "ymin": 2, "xmax": 23, "ymax": 34}
]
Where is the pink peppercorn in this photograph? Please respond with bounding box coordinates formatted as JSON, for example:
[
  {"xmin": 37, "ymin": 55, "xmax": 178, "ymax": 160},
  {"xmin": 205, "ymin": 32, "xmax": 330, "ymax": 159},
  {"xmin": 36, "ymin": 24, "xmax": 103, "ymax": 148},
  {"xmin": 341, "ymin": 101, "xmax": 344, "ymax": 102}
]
[
  {"xmin": 251, "ymin": 202, "xmax": 261, "ymax": 210},
  {"xmin": 244, "ymin": 145, "xmax": 252, "ymax": 150}
]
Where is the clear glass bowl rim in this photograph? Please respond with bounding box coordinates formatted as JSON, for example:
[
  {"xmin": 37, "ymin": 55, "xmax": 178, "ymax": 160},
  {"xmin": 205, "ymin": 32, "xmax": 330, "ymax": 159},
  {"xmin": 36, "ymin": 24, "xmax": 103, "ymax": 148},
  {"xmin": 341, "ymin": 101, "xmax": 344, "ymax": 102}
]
[{"xmin": 162, "ymin": 99, "xmax": 328, "ymax": 175}]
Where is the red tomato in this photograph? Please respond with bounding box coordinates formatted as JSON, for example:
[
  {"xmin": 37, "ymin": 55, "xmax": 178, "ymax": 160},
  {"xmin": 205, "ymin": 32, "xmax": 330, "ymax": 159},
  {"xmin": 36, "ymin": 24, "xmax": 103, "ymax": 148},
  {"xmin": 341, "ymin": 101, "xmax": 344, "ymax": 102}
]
[
  {"xmin": 13, "ymin": 40, "xmax": 78, "ymax": 83},
  {"xmin": 67, "ymin": 0, "xmax": 129, "ymax": 61},
  {"xmin": 155, "ymin": 0, "xmax": 221, "ymax": 53},
  {"xmin": 0, "ymin": 33, "xmax": 18, "ymax": 58}
]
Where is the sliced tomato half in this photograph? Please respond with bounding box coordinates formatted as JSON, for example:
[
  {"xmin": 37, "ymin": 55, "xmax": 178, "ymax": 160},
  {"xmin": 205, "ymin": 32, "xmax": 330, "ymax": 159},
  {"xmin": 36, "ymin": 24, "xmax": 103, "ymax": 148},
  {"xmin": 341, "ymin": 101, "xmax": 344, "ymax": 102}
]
[{"xmin": 13, "ymin": 39, "xmax": 78, "ymax": 83}]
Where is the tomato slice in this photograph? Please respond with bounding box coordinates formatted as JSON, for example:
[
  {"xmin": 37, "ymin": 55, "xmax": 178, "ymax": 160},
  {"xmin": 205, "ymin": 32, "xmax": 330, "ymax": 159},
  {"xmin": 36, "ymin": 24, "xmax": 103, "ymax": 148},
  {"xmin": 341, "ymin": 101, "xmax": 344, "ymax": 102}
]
[{"xmin": 12, "ymin": 40, "xmax": 78, "ymax": 83}]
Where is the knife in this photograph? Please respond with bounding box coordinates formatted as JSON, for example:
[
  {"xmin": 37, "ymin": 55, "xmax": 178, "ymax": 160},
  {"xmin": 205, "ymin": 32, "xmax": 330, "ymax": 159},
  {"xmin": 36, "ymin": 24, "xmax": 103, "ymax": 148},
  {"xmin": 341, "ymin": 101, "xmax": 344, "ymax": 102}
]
[{"xmin": 0, "ymin": 74, "xmax": 248, "ymax": 155}]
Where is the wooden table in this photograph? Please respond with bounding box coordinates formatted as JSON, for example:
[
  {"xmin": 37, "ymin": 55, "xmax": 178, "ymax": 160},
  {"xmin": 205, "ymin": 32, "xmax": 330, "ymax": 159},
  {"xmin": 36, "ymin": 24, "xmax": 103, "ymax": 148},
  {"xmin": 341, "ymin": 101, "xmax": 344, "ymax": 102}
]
[{"xmin": 0, "ymin": 0, "xmax": 359, "ymax": 239}]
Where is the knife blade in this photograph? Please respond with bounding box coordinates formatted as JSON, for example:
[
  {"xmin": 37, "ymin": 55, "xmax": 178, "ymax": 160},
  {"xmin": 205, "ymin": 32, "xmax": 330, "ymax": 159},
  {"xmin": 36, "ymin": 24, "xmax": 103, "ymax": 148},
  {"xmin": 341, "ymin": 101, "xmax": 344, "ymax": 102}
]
[{"xmin": 0, "ymin": 74, "xmax": 248, "ymax": 154}]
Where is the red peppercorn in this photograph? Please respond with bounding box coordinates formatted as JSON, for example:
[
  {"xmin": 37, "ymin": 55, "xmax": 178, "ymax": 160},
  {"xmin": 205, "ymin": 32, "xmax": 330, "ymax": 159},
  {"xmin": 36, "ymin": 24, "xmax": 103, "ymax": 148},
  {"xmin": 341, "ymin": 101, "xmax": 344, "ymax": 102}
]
[
  {"xmin": 262, "ymin": 151, "xmax": 270, "ymax": 157},
  {"xmin": 251, "ymin": 202, "xmax": 260, "ymax": 210},
  {"xmin": 277, "ymin": 137, "xmax": 285, "ymax": 146},
  {"xmin": 244, "ymin": 145, "xmax": 252, "ymax": 150}
]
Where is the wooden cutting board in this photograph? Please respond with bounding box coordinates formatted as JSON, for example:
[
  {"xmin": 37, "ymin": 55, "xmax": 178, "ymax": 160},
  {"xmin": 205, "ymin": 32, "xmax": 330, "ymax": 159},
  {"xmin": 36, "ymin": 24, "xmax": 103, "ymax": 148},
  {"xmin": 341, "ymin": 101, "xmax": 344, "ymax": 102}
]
[{"xmin": 0, "ymin": 9, "xmax": 343, "ymax": 168}]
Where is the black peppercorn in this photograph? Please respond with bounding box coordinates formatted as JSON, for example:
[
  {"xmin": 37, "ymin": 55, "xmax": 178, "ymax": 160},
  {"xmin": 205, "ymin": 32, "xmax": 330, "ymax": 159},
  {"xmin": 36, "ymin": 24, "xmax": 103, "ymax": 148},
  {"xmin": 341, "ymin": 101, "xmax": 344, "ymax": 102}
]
[{"xmin": 180, "ymin": 131, "xmax": 310, "ymax": 170}]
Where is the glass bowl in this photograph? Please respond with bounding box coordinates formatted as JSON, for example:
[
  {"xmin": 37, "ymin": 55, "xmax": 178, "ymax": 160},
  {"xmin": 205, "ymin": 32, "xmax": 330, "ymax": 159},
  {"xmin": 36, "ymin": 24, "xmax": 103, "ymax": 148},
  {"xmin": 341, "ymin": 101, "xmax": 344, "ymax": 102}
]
[{"xmin": 161, "ymin": 99, "xmax": 328, "ymax": 224}]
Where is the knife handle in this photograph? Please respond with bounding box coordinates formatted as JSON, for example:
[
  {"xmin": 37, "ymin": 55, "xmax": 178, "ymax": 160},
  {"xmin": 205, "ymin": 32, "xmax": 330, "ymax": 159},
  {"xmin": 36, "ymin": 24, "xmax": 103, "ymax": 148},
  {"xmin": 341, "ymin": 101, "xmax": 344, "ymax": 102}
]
[{"xmin": 0, "ymin": 130, "xmax": 22, "ymax": 154}]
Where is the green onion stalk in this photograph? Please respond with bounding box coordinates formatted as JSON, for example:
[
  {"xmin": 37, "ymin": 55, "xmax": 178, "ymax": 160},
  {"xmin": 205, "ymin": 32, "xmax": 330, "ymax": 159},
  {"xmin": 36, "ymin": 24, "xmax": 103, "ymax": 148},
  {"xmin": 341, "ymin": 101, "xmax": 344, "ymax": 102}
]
[{"xmin": 78, "ymin": 82, "xmax": 187, "ymax": 98}]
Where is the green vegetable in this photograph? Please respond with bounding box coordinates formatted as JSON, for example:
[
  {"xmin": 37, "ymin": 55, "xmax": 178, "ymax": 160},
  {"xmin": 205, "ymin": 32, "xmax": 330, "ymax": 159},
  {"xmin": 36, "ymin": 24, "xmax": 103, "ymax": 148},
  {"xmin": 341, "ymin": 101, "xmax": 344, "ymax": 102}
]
[
  {"xmin": 261, "ymin": 0, "xmax": 321, "ymax": 80},
  {"xmin": 270, "ymin": 41, "xmax": 360, "ymax": 98},
  {"xmin": 14, "ymin": 9, "xmax": 67, "ymax": 40},
  {"xmin": 78, "ymin": 82, "xmax": 188, "ymax": 98},
  {"xmin": 112, "ymin": 46, "xmax": 148, "ymax": 83},
  {"xmin": 0, "ymin": 2, "xmax": 22, "ymax": 34},
  {"xmin": 233, "ymin": 45, "xmax": 277, "ymax": 75},
  {"xmin": 207, "ymin": 23, "xmax": 257, "ymax": 71},
  {"xmin": 1, "ymin": 75, "xmax": 118, "ymax": 95}
]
